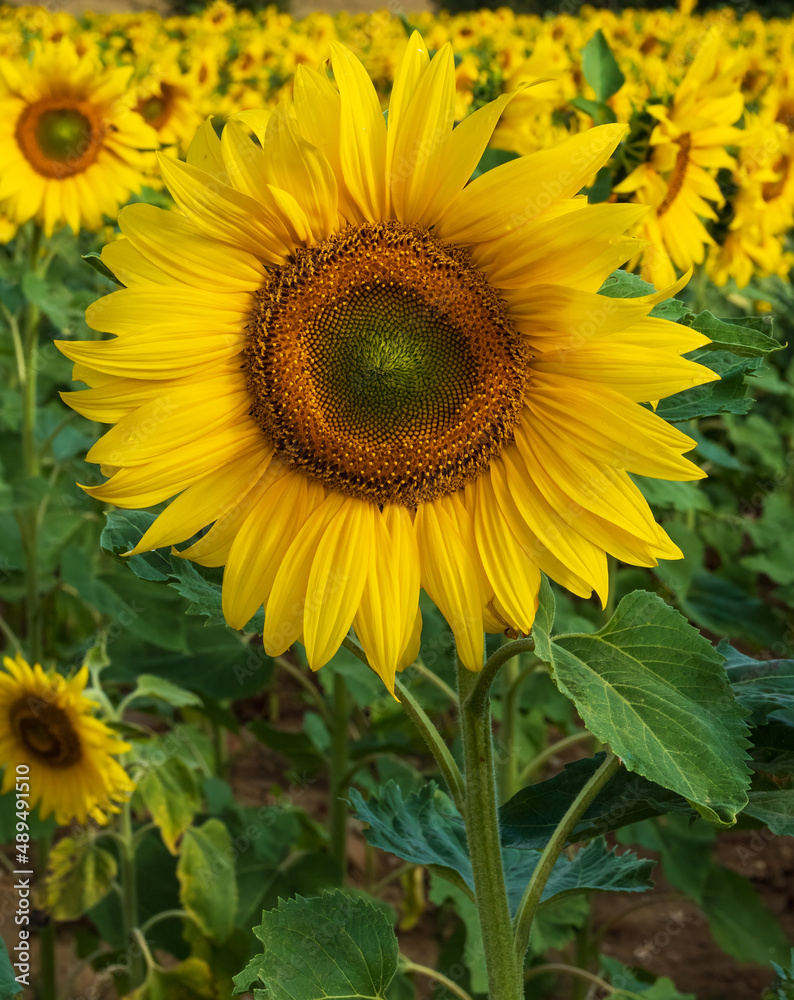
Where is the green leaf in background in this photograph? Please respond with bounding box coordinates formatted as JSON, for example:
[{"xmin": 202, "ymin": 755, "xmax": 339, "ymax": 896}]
[
  {"xmin": 128, "ymin": 674, "xmax": 203, "ymax": 709},
  {"xmin": 132, "ymin": 746, "xmax": 202, "ymax": 854},
  {"xmin": 743, "ymin": 790, "xmax": 794, "ymax": 836},
  {"xmin": 21, "ymin": 271, "xmax": 74, "ymax": 331},
  {"xmin": 581, "ymin": 29, "xmax": 625, "ymax": 101},
  {"xmin": 701, "ymin": 864, "xmax": 791, "ymax": 965},
  {"xmin": 234, "ymin": 891, "xmax": 399, "ymax": 1000},
  {"xmin": 600, "ymin": 955, "xmax": 695, "ymax": 999},
  {"xmin": 43, "ymin": 835, "xmax": 116, "ymax": 920},
  {"xmin": 177, "ymin": 819, "xmax": 238, "ymax": 943},
  {"xmin": 126, "ymin": 957, "xmax": 215, "ymax": 1000},
  {"xmin": 0, "ymin": 937, "xmax": 21, "ymax": 1000},
  {"xmin": 428, "ymin": 875, "xmax": 488, "ymax": 993},
  {"xmin": 532, "ymin": 588, "xmax": 751, "ymax": 825},
  {"xmin": 722, "ymin": 642, "xmax": 794, "ymax": 725},
  {"xmin": 499, "ymin": 753, "xmax": 694, "ymax": 850},
  {"xmin": 692, "ymin": 311, "xmax": 782, "ymax": 357}
]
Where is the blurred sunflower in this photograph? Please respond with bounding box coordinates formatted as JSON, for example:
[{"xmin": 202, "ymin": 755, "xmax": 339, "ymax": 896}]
[
  {"xmin": 0, "ymin": 37, "xmax": 158, "ymax": 236},
  {"xmin": 133, "ymin": 50, "xmax": 203, "ymax": 155},
  {"xmin": 615, "ymin": 35, "xmax": 745, "ymax": 288},
  {"xmin": 60, "ymin": 34, "xmax": 716, "ymax": 692},
  {"xmin": 0, "ymin": 655, "xmax": 134, "ymax": 826}
]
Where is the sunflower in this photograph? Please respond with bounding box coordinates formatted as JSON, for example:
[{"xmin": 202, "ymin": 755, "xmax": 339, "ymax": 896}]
[
  {"xmin": 133, "ymin": 49, "xmax": 204, "ymax": 156},
  {"xmin": 59, "ymin": 34, "xmax": 717, "ymax": 692},
  {"xmin": 614, "ymin": 34, "xmax": 745, "ymax": 289},
  {"xmin": 0, "ymin": 37, "xmax": 158, "ymax": 237},
  {"xmin": 0, "ymin": 655, "xmax": 134, "ymax": 826}
]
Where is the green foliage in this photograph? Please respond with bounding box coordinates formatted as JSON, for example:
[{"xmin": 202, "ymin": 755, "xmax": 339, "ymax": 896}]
[
  {"xmin": 126, "ymin": 958, "xmax": 215, "ymax": 1000},
  {"xmin": 0, "ymin": 938, "xmax": 21, "ymax": 1000},
  {"xmin": 533, "ymin": 581, "xmax": 751, "ymax": 825},
  {"xmin": 131, "ymin": 743, "xmax": 203, "ymax": 854},
  {"xmin": 177, "ymin": 819, "xmax": 238, "ymax": 943},
  {"xmin": 581, "ymin": 29, "xmax": 625, "ymax": 102},
  {"xmin": 235, "ymin": 891, "xmax": 400, "ymax": 1000},
  {"xmin": 44, "ymin": 835, "xmax": 116, "ymax": 920}
]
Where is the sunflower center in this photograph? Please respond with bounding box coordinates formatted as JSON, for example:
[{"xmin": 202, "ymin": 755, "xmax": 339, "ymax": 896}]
[
  {"xmin": 16, "ymin": 99, "xmax": 103, "ymax": 179},
  {"xmin": 10, "ymin": 698, "xmax": 82, "ymax": 768},
  {"xmin": 246, "ymin": 221, "xmax": 529, "ymax": 506},
  {"xmin": 136, "ymin": 83, "xmax": 175, "ymax": 131}
]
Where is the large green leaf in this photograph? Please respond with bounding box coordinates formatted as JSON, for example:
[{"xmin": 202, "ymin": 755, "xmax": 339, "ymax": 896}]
[
  {"xmin": 44, "ymin": 835, "xmax": 116, "ymax": 920},
  {"xmin": 532, "ymin": 584, "xmax": 751, "ymax": 825},
  {"xmin": 701, "ymin": 864, "xmax": 791, "ymax": 964},
  {"xmin": 177, "ymin": 819, "xmax": 238, "ymax": 943},
  {"xmin": 234, "ymin": 891, "xmax": 399, "ymax": 1000},
  {"xmin": 690, "ymin": 311, "xmax": 781, "ymax": 358},
  {"xmin": 499, "ymin": 753, "xmax": 693, "ymax": 850},
  {"xmin": 131, "ymin": 743, "xmax": 202, "ymax": 854},
  {"xmin": 655, "ymin": 350, "xmax": 764, "ymax": 421},
  {"xmin": 351, "ymin": 783, "xmax": 654, "ymax": 916},
  {"xmin": 581, "ymin": 29, "xmax": 625, "ymax": 101}
]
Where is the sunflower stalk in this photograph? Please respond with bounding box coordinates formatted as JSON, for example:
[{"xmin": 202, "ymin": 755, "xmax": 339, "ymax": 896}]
[
  {"xmin": 328, "ymin": 670, "xmax": 350, "ymax": 880},
  {"xmin": 512, "ymin": 750, "xmax": 621, "ymax": 962},
  {"xmin": 456, "ymin": 661, "xmax": 523, "ymax": 1000},
  {"xmin": 37, "ymin": 836, "xmax": 57, "ymax": 1000},
  {"xmin": 119, "ymin": 800, "xmax": 146, "ymax": 989}
]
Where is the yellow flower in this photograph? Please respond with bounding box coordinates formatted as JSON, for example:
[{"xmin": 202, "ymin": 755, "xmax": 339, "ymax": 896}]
[
  {"xmin": 615, "ymin": 34, "xmax": 745, "ymax": 288},
  {"xmin": 0, "ymin": 655, "xmax": 134, "ymax": 826},
  {"xmin": 0, "ymin": 37, "xmax": 158, "ymax": 236},
  {"xmin": 59, "ymin": 34, "xmax": 717, "ymax": 692}
]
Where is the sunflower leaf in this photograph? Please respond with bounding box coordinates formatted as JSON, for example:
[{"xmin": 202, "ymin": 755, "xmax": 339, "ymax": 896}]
[
  {"xmin": 233, "ymin": 891, "xmax": 399, "ymax": 1000},
  {"xmin": 690, "ymin": 311, "xmax": 782, "ymax": 358},
  {"xmin": 581, "ymin": 29, "xmax": 625, "ymax": 102},
  {"xmin": 0, "ymin": 938, "xmax": 20, "ymax": 1000},
  {"xmin": 655, "ymin": 350, "xmax": 765, "ymax": 421},
  {"xmin": 126, "ymin": 957, "xmax": 215, "ymax": 1000},
  {"xmin": 131, "ymin": 743, "xmax": 202, "ymax": 854},
  {"xmin": 177, "ymin": 819, "xmax": 238, "ymax": 943},
  {"xmin": 44, "ymin": 835, "xmax": 116, "ymax": 920},
  {"xmin": 532, "ymin": 590, "xmax": 752, "ymax": 826}
]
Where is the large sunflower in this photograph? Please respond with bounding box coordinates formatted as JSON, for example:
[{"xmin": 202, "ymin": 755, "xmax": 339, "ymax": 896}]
[
  {"xmin": 59, "ymin": 34, "xmax": 717, "ymax": 692},
  {"xmin": 0, "ymin": 37, "xmax": 158, "ymax": 236},
  {"xmin": 0, "ymin": 655, "xmax": 134, "ymax": 826}
]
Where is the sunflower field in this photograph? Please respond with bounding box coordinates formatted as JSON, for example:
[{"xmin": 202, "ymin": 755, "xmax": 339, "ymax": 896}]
[{"xmin": 1, "ymin": 0, "xmax": 794, "ymax": 997}]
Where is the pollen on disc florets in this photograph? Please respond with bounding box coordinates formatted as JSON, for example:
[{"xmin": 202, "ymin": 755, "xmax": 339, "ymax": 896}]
[{"xmin": 245, "ymin": 221, "xmax": 531, "ymax": 507}]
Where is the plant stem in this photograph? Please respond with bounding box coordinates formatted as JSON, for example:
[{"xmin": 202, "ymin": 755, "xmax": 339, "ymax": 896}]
[
  {"xmin": 328, "ymin": 670, "xmax": 349, "ymax": 880},
  {"xmin": 38, "ymin": 836, "xmax": 56, "ymax": 1000},
  {"xmin": 20, "ymin": 224, "xmax": 43, "ymax": 664},
  {"xmin": 497, "ymin": 654, "xmax": 521, "ymax": 803},
  {"xmin": 401, "ymin": 959, "xmax": 476, "ymax": 1000},
  {"xmin": 517, "ymin": 730, "xmax": 597, "ymax": 786},
  {"xmin": 512, "ymin": 751, "xmax": 621, "ymax": 962},
  {"xmin": 409, "ymin": 658, "xmax": 458, "ymax": 704},
  {"xmin": 467, "ymin": 638, "xmax": 535, "ymax": 717},
  {"xmin": 394, "ymin": 676, "xmax": 465, "ymax": 811},
  {"xmin": 457, "ymin": 661, "xmax": 522, "ymax": 1000},
  {"xmin": 119, "ymin": 802, "xmax": 145, "ymax": 989},
  {"xmin": 523, "ymin": 962, "xmax": 622, "ymax": 994},
  {"xmin": 341, "ymin": 636, "xmax": 466, "ymax": 811}
]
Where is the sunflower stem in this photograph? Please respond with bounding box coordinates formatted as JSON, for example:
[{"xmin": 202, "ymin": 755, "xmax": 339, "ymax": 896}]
[
  {"xmin": 467, "ymin": 638, "xmax": 535, "ymax": 718},
  {"xmin": 497, "ymin": 654, "xmax": 521, "ymax": 803},
  {"xmin": 21, "ymin": 223, "xmax": 44, "ymax": 665},
  {"xmin": 328, "ymin": 670, "xmax": 349, "ymax": 881},
  {"xmin": 512, "ymin": 750, "xmax": 620, "ymax": 963},
  {"xmin": 119, "ymin": 801, "xmax": 146, "ymax": 989},
  {"xmin": 37, "ymin": 836, "xmax": 57, "ymax": 1000},
  {"xmin": 456, "ymin": 661, "xmax": 523, "ymax": 1000}
]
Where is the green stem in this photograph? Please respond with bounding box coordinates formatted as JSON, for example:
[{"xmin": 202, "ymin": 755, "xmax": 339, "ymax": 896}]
[
  {"xmin": 409, "ymin": 658, "xmax": 458, "ymax": 704},
  {"xmin": 119, "ymin": 802, "xmax": 145, "ymax": 989},
  {"xmin": 467, "ymin": 638, "xmax": 535, "ymax": 718},
  {"xmin": 523, "ymin": 963, "xmax": 624, "ymax": 995},
  {"xmin": 497, "ymin": 655, "xmax": 521, "ymax": 803},
  {"xmin": 38, "ymin": 837, "xmax": 56, "ymax": 1000},
  {"xmin": 342, "ymin": 637, "xmax": 465, "ymax": 811},
  {"xmin": 328, "ymin": 671, "xmax": 349, "ymax": 880},
  {"xmin": 517, "ymin": 730, "xmax": 597, "ymax": 786},
  {"xmin": 21, "ymin": 224, "xmax": 43, "ymax": 664},
  {"xmin": 457, "ymin": 661, "xmax": 522, "ymax": 1000},
  {"xmin": 394, "ymin": 676, "xmax": 465, "ymax": 811},
  {"xmin": 512, "ymin": 751, "xmax": 620, "ymax": 962},
  {"xmin": 401, "ymin": 959, "xmax": 476, "ymax": 1000}
]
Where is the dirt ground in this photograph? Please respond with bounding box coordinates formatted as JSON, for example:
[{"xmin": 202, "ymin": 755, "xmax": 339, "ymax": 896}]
[{"xmin": 2, "ymin": 0, "xmax": 432, "ymax": 19}]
